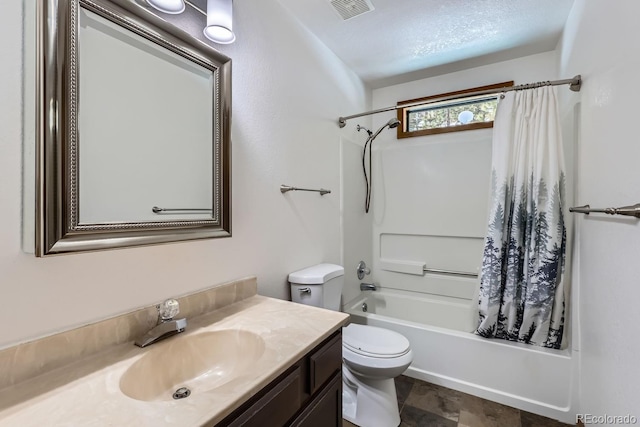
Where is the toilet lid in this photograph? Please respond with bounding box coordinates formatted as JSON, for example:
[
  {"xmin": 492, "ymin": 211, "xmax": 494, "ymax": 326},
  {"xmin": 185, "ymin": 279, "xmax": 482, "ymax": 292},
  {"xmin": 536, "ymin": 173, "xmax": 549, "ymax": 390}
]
[{"xmin": 343, "ymin": 324, "xmax": 410, "ymax": 358}]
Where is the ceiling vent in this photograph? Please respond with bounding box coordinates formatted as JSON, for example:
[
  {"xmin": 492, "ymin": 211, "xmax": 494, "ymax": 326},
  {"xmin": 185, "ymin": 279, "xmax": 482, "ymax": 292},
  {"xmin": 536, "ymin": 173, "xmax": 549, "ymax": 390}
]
[{"xmin": 330, "ymin": 0, "xmax": 374, "ymax": 21}]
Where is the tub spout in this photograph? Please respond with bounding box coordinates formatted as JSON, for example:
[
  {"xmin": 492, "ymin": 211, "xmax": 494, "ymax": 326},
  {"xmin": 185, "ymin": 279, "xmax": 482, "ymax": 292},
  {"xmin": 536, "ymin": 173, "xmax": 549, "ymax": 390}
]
[{"xmin": 360, "ymin": 283, "xmax": 377, "ymax": 291}]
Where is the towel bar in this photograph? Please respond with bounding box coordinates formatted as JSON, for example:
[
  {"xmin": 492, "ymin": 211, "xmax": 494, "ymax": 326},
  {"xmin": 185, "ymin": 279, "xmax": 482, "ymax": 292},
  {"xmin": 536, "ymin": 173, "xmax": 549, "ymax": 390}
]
[
  {"xmin": 280, "ymin": 185, "xmax": 331, "ymax": 196},
  {"xmin": 569, "ymin": 203, "xmax": 640, "ymax": 218}
]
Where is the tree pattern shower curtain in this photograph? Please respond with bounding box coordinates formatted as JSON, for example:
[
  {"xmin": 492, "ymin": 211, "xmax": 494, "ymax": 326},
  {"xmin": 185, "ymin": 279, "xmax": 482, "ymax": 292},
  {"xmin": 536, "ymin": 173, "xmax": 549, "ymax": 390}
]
[{"xmin": 476, "ymin": 86, "xmax": 566, "ymax": 349}]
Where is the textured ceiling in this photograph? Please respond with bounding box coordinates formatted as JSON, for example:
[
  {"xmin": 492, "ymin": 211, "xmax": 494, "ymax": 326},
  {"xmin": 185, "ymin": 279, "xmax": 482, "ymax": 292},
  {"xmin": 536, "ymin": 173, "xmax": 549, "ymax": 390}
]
[{"xmin": 276, "ymin": 0, "xmax": 574, "ymax": 88}]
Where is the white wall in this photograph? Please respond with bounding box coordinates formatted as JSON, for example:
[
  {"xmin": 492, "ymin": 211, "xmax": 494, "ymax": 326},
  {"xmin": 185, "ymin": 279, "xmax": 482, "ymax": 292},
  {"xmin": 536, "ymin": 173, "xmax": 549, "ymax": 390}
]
[
  {"xmin": 0, "ymin": 0, "xmax": 368, "ymax": 349},
  {"xmin": 558, "ymin": 0, "xmax": 640, "ymax": 416}
]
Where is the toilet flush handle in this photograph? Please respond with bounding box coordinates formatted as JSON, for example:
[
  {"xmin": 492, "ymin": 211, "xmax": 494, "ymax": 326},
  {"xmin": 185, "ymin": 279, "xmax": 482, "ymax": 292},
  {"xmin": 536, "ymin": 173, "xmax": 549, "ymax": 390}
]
[{"xmin": 299, "ymin": 287, "xmax": 311, "ymax": 294}]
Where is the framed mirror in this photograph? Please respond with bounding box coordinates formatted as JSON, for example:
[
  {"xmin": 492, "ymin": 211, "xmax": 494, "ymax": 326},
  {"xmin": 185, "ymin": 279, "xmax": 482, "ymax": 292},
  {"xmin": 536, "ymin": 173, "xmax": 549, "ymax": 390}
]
[{"xmin": 36, "ymin": 0, "xmax": 231, "ymax": 256}]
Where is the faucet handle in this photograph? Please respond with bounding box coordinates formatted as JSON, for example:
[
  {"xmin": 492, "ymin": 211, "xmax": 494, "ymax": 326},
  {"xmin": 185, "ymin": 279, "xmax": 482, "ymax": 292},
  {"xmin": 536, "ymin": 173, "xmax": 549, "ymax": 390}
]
[
  {"xmin": 158, "ymin": 299, "xmax": 180, "ymax": 321},
  {"xmin": 356, "ymin": 261, "xmax": 371, "ymax": 280}
]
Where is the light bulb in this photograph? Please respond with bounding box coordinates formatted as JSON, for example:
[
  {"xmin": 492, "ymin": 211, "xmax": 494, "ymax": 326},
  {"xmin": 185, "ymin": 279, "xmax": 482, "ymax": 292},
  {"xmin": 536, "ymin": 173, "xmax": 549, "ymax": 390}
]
[
  {"xmin": 203, "ymin": 0, "xmax": 236, "ymax": 44},
  {"xmin": 458, "ymin": 110, "xmax": 474, "ymax": 124},
  {"xmin": 204, "ymin": 26, "xmax": 236, "ymax": 44},
  {"xmin": 146, "ymin": 0, "xmax": 185, "ymax": 14}
]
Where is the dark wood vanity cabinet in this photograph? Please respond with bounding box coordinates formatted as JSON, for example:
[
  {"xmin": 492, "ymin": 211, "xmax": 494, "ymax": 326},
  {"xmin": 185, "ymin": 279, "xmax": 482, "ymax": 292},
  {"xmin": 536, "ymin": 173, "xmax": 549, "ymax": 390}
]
[
  {"xmin": 290, "ymin": 374, "xmax": 342, "ymax": 427},
  {"xmin": 215, "ymin": 330, "xmax": 343, "ymax": 427}
]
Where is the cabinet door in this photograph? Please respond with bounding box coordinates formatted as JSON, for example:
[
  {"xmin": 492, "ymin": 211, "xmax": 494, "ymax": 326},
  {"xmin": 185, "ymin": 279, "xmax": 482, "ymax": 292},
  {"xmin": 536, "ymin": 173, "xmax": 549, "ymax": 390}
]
[
  {"xmin": 226, "ymin": 367, "xmax": 302, "ymax": 427},
  {"xmin": 309, "ymin": 334, "xmax": 342, "ymax": 395},
  {"xmin": 291, "ymin": 374, "xmax": 342, "ymax": 427}
]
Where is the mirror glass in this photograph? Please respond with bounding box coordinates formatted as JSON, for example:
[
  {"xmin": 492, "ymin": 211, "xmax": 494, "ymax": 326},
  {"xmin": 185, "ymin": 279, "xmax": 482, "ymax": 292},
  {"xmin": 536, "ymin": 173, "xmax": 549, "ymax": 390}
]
[
  {"xmin": 36, "ymin": 0, "xmax": 231, "ymax": 256},
  {"xmin": 78, "ymin": 8, "xmax": 214, "ymax": 223}
]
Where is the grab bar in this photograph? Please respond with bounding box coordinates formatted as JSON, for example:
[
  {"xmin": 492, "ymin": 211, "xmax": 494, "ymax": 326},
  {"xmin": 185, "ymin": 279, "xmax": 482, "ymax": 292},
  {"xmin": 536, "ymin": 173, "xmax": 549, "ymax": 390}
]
[
  {"xmin": 280, "ymin": 185, "xmax": 331, "ymax": 196},
  {"xmin": 379, "ymin": 259, "xmax": 477, "ymax": 278},
  {"xmin": 569, "ymin": 203, "xmax": 640, "ymax": 218},
  {"xmin": 423, "ymin": 267, "xmax": 478, "ymax": 278}
]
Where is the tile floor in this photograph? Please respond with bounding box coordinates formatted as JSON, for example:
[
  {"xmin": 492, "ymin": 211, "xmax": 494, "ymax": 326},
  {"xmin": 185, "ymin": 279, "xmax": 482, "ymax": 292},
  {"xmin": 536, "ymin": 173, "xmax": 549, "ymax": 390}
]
[{"xmin": 344, "ymin": 375, "xmax": 573, "ymax": 427}]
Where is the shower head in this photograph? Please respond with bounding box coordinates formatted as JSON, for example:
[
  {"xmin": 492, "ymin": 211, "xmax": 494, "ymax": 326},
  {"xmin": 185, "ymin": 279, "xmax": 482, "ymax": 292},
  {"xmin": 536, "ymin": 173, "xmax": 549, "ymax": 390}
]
[
  {"xmin": 370, "ymin": 117, "xmax": 401, "ymax": 141},
  {"xmin": 387, "ymin": 118, "xmax": 400, "ymax": 129}
]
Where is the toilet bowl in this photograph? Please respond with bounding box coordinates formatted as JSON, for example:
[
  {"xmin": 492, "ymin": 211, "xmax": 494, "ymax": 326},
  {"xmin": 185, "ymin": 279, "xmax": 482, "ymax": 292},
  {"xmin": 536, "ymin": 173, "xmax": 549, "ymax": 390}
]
[
  {"xmin": 289, "ymin": 264, "xmax": 413, "ymax": 427},
  {"xmin": 341, "ymin": 323, "xmax": 413, "ymax": 426}
]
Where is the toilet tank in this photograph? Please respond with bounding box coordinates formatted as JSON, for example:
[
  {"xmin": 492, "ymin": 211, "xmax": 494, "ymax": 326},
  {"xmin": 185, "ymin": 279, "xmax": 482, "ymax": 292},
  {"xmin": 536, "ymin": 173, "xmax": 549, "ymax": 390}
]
[{"xmin": 289, "ymin": 264, "xmax": 344, "ymax": 311}]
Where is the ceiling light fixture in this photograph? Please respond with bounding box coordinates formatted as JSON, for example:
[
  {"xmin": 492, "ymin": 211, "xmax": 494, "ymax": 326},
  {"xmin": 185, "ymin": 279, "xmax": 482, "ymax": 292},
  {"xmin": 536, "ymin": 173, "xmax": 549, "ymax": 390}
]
[
  {"xmin": 203, "ymin": 0, "xmax": 236, "ymax": 44},
  {"xmin": 145, "ymin": 0, "xmax": 186, "ymax": 14}
]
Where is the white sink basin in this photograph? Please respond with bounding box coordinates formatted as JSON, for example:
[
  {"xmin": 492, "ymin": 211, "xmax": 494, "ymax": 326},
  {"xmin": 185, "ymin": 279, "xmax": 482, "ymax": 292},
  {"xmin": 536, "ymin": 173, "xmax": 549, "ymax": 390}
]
[{"xmin": 120, "ymin": 330, "xmax": 266, "ymax": 401}]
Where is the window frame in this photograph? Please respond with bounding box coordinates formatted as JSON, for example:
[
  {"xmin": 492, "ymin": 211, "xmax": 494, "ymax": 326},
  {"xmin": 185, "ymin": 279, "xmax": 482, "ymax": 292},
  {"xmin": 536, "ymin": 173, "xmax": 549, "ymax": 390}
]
[{"xmin": 396, "ymin": 81, "xmax": 514, "ymax": 139}]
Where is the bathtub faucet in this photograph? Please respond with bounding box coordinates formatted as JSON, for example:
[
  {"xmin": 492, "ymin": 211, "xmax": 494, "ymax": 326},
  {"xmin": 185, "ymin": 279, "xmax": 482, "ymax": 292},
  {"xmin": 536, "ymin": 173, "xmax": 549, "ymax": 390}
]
[{"xmin": 360, "ymin": 283, "xmax": 377, "ymax": 291}]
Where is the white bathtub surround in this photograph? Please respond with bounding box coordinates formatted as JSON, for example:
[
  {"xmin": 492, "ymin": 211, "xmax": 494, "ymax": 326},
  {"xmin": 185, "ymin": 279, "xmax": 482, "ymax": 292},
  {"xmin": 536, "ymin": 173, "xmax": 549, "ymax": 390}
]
[
  {"xmin": 370, "ymin": 130, "xmax": 492, "ymax": 328},
  {"xmin": 477, "ymin": 86, "xmax": 567, "ymax": 349},
  {"xmin": 340, "ymin": 137, "xmax": 373, "ymax": 308},
  {"xmin": 360, "ymin": 52, "xmax": 577, "ymax": 422},
  {"xmin": 368, "ymin": 52, "xmax": 559, "ymax": 323}
]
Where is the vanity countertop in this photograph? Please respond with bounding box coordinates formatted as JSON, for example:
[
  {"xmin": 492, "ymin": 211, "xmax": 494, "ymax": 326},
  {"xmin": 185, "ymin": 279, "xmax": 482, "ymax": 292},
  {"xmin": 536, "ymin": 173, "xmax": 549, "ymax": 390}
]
[{"xmin": 0, "ymin": 296, "xmax": 349, "ymax": 426}]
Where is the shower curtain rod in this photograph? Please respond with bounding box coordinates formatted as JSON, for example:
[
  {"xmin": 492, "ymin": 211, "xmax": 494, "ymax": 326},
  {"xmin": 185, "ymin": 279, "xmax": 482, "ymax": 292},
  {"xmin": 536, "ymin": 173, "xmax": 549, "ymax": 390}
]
[{"xmin": 337, "ymin": 75, "xmax": 582, "ymax": 128}]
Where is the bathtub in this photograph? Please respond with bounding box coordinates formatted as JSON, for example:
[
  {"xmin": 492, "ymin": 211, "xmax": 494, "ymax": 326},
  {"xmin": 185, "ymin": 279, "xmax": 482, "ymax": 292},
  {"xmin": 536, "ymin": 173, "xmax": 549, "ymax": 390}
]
[{"xmin": 344, "ymin": 289, "xmax": 576, "ymax": 423}]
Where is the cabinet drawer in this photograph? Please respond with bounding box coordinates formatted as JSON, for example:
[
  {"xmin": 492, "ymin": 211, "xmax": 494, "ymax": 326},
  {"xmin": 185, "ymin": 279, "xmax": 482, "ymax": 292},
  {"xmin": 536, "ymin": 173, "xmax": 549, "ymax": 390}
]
[
  {"xmin": 227, "ymin": 367, "xmax": 302, "ymax": 427},
  {"xmin": 309, "ymin": 334, "xmax": 342, "ymax": 394}
]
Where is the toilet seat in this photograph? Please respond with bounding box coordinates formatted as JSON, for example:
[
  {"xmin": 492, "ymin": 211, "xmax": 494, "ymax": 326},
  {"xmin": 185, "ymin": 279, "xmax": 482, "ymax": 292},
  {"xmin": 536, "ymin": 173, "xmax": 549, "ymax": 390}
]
[{"xmin": 343, "ymin": 324, "xmax": 410, "ymax": 358}]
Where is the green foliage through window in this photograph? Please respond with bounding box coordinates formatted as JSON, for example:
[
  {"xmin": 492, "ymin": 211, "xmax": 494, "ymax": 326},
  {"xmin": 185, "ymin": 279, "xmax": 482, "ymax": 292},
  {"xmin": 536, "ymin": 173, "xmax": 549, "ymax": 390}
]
[{"xmin": 407, "ymin": 95, "xmax": 499, "ymax": 132}]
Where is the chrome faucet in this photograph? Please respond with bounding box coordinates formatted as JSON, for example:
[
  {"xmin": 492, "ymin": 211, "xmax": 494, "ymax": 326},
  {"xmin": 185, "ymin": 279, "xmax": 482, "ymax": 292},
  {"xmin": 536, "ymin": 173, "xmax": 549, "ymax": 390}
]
[
  {"xmin": 356, "ymin": 261, "xmax": 371, "ymax": 280},
  {"xmin": 360, "ymin": 283, "xmax": 377, "ymax": 291},
  {"xmin": 135, "ymin": 299, "xmax": 187, "ymax": 348}
]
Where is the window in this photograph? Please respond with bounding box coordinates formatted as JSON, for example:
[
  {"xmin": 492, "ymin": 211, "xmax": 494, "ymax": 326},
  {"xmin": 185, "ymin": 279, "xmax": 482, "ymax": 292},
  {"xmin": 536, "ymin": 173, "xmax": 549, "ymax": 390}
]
[{"xmin": 396, "ymin": 81, "xmax": 513, "ymax": 139}]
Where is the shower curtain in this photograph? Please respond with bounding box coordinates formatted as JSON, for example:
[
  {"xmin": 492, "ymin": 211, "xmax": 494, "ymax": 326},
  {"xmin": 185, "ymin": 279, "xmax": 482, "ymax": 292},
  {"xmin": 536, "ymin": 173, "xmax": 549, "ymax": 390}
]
[{"xmin": 476, "ymin": 85, "xmax": 566, "ymax": 349}]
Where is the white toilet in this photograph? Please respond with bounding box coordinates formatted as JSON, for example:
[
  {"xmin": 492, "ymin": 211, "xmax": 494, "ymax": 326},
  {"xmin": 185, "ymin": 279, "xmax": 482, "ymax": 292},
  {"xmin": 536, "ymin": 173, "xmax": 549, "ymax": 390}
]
[{"xmin": 289, "ymin": 264, "xmax": 413, "ymax": 427}]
